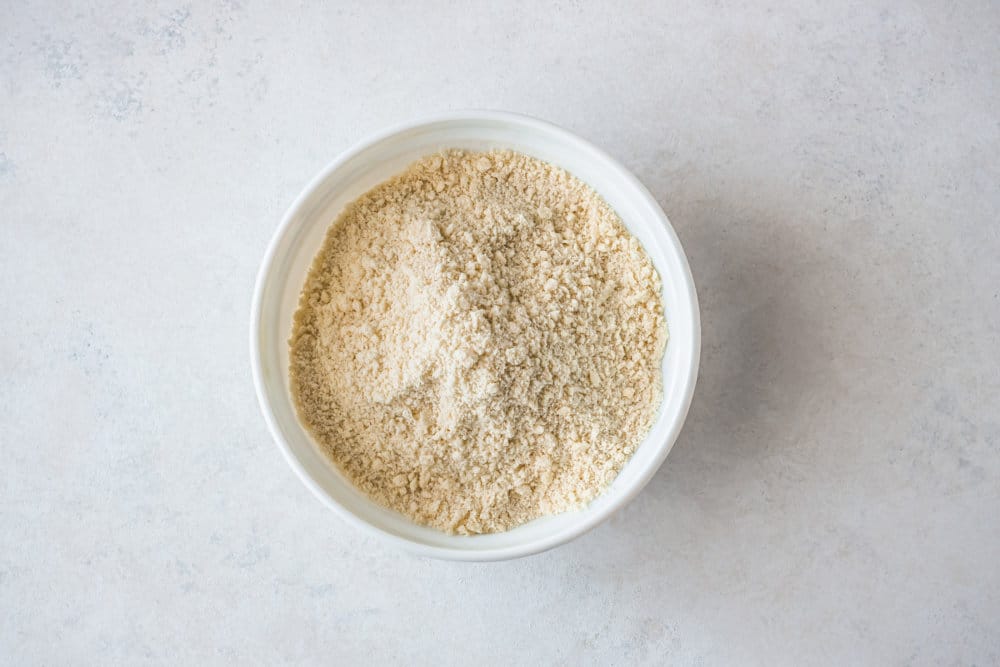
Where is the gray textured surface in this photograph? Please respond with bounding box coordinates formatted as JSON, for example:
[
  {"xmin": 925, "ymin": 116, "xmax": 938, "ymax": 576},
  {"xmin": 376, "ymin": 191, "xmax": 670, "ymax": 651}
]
[{"xmin": 3, "ymin": 1, "xmax": 999, "ymax": 664}]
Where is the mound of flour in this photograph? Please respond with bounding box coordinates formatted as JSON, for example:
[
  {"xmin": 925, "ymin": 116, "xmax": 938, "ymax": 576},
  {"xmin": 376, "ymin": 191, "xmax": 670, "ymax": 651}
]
[{"xmin": 290, "ymin": 149, "xmax": 667, "ymax": 534}]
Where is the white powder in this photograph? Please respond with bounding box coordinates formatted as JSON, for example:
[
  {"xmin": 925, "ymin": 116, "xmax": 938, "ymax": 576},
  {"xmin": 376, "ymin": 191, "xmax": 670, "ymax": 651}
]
[{"xmin": 290, "ymin": 149, "xmax": 667, "ymax": 534}]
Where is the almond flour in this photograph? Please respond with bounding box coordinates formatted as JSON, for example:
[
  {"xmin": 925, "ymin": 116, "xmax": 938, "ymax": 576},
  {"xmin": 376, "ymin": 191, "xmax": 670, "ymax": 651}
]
[{"xmin": 289, "ymin": 149, "xmax": 667, "ymax": 534}]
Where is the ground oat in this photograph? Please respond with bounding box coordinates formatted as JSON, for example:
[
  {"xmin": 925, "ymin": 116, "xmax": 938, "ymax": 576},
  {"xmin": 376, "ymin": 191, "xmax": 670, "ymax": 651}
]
[{"xmin": 289, "ymin": 149, "xmax": 667, "ymax": 534}]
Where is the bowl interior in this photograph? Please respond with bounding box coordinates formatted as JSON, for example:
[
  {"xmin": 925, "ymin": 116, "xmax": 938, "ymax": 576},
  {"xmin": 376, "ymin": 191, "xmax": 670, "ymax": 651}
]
[{"xmin": 252, "ymin": 115, "xmax": 699, "ymax": 559}]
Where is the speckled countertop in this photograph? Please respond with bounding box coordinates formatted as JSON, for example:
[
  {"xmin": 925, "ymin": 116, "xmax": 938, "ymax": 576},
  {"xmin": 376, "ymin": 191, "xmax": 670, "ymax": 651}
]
[{"xmin": 3, "ymin": 2, "xmax": 999, "ymax": 664}]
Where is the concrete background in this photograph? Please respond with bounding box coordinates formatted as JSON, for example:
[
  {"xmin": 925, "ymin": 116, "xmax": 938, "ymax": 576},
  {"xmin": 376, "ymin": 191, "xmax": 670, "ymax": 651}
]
[{"xmin": 3, "ymin": 1, "xmax": 998, "ymax": 664}]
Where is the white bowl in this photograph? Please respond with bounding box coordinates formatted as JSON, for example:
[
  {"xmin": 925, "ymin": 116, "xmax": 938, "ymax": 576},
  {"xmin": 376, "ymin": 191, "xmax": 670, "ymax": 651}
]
[{"xmin": 250, "ymin": 111, "xmax": 700, "ymax": 561}]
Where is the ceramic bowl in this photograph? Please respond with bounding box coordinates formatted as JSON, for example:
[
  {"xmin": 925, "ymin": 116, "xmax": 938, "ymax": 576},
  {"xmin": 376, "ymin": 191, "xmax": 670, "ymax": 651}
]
[{"xmin": 250, "ymin": 111, "xmax": 700, "ymax": 560}]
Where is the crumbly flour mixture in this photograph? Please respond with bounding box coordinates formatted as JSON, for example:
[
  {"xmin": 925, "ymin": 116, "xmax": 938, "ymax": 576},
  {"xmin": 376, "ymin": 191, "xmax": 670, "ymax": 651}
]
[{"xmin": 290, "ymin": 149, "xmax": 667, "ymax": 534}]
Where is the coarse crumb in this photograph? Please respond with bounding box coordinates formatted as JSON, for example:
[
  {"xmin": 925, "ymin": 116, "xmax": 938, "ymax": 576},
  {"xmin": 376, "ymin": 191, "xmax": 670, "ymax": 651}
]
[{"xmin": 289, "ymin": 149, "xmax": 667, "ymax": 534}]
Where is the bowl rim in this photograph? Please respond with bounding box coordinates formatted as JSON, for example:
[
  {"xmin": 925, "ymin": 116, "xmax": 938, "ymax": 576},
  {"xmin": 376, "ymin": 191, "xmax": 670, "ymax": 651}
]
[{"xmin": 250, "ymin": 110, "xmax": 701, "ymax": 561}]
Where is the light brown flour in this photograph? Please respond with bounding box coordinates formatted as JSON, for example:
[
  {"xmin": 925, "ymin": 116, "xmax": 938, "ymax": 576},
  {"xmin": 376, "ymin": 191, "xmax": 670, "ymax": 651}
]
[{"xmin": 290, "ymin": 149, "xmax": 667, "ymax": 534}]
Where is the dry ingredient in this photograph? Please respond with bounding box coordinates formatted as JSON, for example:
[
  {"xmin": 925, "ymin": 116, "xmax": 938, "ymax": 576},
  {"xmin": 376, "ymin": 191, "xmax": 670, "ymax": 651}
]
[{"xmin": 290, "ymin": 149, "xmax": 667, "ymax": 534}]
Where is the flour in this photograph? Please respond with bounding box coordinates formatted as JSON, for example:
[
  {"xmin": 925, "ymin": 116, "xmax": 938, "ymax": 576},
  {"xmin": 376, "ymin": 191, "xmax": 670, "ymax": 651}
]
[{"xmin": 290, "ymin": 149, "xmax": 667, "ymax": 534}]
